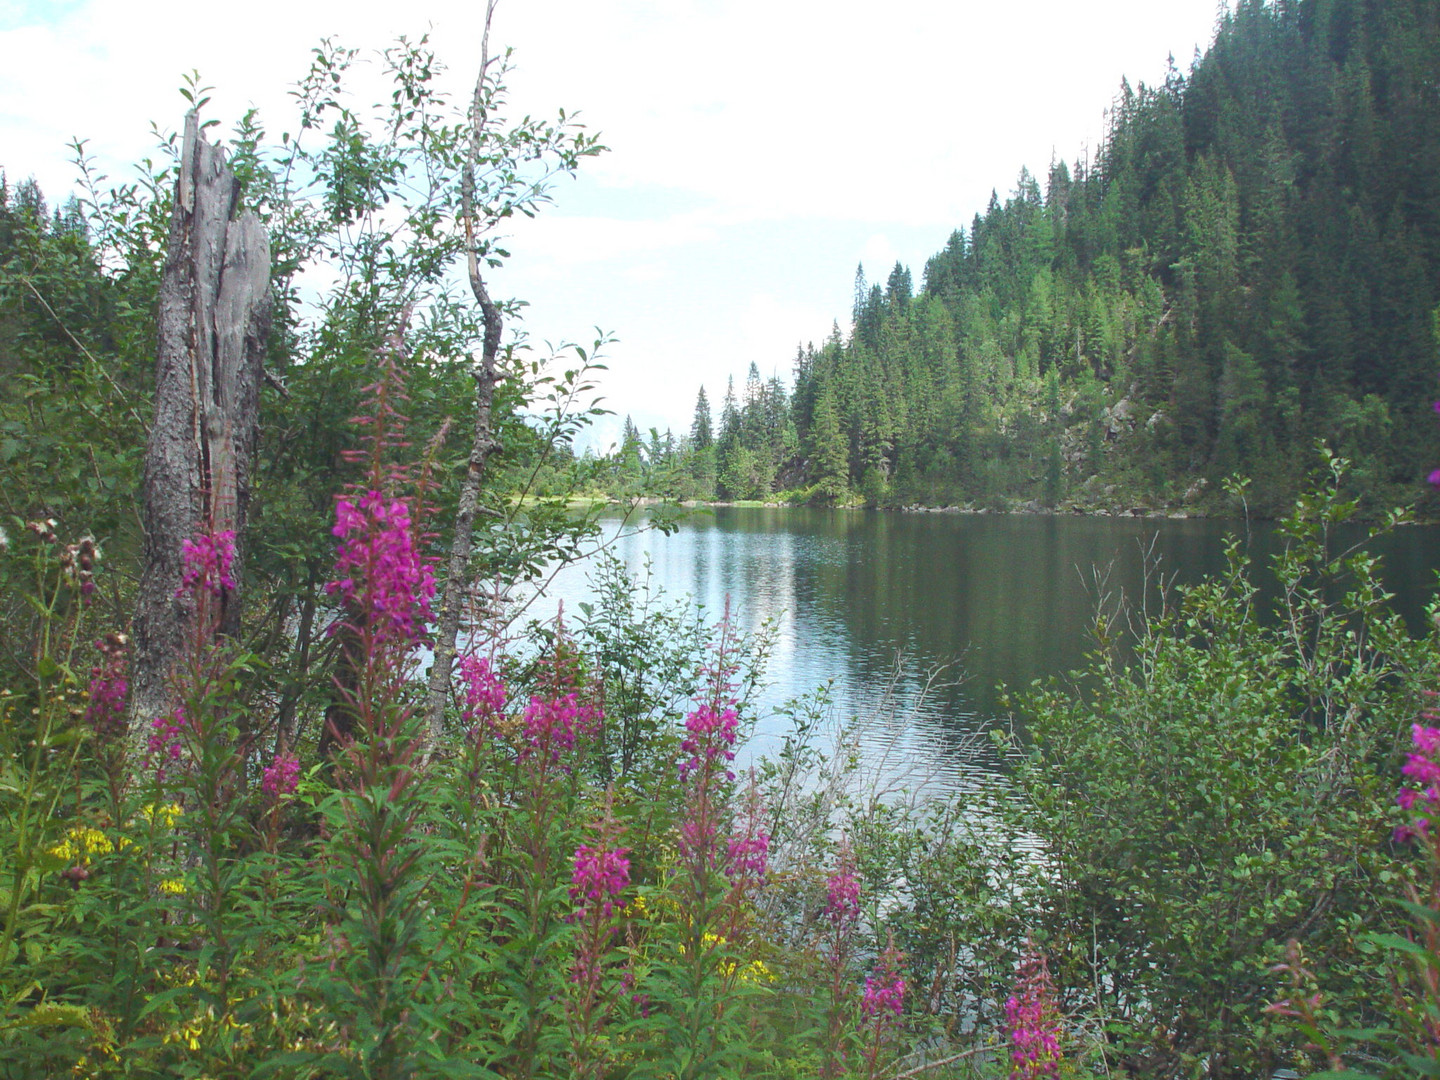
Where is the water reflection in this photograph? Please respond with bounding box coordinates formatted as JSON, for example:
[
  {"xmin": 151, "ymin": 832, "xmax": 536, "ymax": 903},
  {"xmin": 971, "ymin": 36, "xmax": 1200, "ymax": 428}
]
[{"xmin": 533, "ymin": 508, "xmax": 1440, "ymax": 783}]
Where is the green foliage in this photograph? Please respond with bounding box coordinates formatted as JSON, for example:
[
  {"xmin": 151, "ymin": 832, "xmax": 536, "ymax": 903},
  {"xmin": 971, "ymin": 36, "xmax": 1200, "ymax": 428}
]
[
  {"xmin": 0, "ymin": 175, "xmax": 151, "ymax": 597},
  {"xmin": 0, "ymin": 507, "xmax": 948, "ymax": 1078},
  {"xmin": 1010, "ymin": 454, "xmax": 1435, "ymax": 1075}
]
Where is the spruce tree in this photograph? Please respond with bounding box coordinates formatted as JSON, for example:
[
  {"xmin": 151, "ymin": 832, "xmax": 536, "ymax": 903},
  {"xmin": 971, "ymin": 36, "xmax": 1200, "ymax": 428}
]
[{"xmin": 690, "ymin": 386, "xmax": 713, "ymax": 449}]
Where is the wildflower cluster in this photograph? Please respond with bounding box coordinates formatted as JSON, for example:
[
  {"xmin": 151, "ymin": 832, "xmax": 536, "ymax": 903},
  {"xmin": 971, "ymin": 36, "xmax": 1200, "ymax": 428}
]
[
  {"xmin": 570, "ymin": 843, "xmax": 631, "ymax": 921},
  {"xmin": 146, "ymin": 708, "xmax": 188, "ymax": 780},
  {"xmin": 820, "ymin": 844, "xmax": 863, "ymax": 1080},
  {"xmin": 1397, "ymin": 716, "xmax": 1440, "ymax": 841},
  {"xmin": 460, "ymin": 655, "xmax": 507, "ymax": 737},
  {"xmin": 262, "ymin": 753, "xmax": 301, "ymax": 801},
  {"xmin": 178, "ymin": 530, "xmax": 236, "ymax": 595},
  {"xmin": 567, "ymin": 820, "xmax": 632, "ymax": 1079},
  {"xmin": 142, "ymin": 802, "xmax": 184, "ymax": 829},
  {"xmin": 1005, "ymin": 948, "xmax": 1062, "ymax": 1079},
  {"xmin": 521, "ymin": 692, "xmax": 599, "ymax": 765},
  {"xmin": 327, "ymin": 490, "xmax": 435, "ymax": 645},
  {"xmin": 83, "ymin": 632, "xmax": 129, "ymax": 740},
  {"xmin": 858, "ymin": 944, "xmax": 907, "ymax": 1079},
  {"xmin": 47, "ymin": 825, "xmax": 115, "ymax": 865},
  {"xmin": 679, "ymin": 703, "xmax": 738, "ymax": 782},
  {"xmin": 862, "ymin": 953, "xmax": 906, "ymax": 1020},
  {"xmin": 725, "ymin": 781, "xmax": 770, "ymax": 895},
  {"xmin": 826, "ymin": 866, "xmax": 860, "ymax": 927},
  {"xmin": 61, "ymin": 534, "xmax": 101, "ymax": 599},
  {"xmin": 726, "ymin": 829, "xmax": 769, "ymax": 882}
]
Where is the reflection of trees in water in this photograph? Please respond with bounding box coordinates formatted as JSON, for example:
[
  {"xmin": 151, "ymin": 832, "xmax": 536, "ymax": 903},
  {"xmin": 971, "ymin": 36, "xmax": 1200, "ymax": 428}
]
[{"xmin": 536, "ymin": 508, "xmax": 1440, "ymax": 798}]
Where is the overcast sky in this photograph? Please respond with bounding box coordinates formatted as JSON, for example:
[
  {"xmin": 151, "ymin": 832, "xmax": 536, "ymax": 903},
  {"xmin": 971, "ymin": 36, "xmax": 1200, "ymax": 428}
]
[{"xmin": 1, "ymin": 0, "xmax": 1222, "ymax": 449}]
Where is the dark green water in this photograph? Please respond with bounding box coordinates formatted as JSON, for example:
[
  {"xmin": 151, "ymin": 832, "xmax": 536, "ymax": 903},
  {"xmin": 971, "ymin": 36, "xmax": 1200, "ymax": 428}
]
[{"xmin": 539, "ymin": 508, "xmax": 1440, "ymax": 781}]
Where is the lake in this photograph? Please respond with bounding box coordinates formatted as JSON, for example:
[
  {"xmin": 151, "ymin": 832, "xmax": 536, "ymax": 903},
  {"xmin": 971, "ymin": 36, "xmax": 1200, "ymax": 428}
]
[{"xmin": 529, "ymin": 507, "xmax": 1440, "ymax": 790}]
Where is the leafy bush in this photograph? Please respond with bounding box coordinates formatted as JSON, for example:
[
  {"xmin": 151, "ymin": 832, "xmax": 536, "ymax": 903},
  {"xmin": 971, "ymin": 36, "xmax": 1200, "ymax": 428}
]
[{"xmin": 1011, "ymin": 456, "xmax": 1435, "ymax": 1076}]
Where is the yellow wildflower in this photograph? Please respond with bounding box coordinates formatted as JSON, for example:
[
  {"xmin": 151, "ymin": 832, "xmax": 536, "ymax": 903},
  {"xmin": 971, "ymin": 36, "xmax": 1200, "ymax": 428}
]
[
  {"xmin": 695, "ymin": 932, "xmax": 775, "ymax": 984},
  {"xmin": 46, "ymin": 826, "xmax": 114, "ymax": 865},
  {"xmin": 158, "ymin": 878, "xmax": 187, "ymax": 896},
  {"xmin": 163, "ymin": 1017, "xmax": 205, "ymax": 1052},
  {"xmin": 142, "ymin": 803, "xmax": 184, "ymax": 828},
  {"xmin": 739, "ymin": 958, "xmax": 777, "ymax": 984}
]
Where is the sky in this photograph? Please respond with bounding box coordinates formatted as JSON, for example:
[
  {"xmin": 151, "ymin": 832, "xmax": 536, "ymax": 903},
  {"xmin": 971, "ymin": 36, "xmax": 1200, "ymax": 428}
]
[{"xmin": 0, "ymin": 0, "xmax": 1223, "ymax": 450}]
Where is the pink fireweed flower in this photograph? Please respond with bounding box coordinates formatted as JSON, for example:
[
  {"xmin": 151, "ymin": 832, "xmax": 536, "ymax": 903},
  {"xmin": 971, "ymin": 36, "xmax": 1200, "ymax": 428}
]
[
  {"xmin": 679, "ymin": 703, "xmax": 739, "ymax": 782},
  {"xmin": 84, "ymin": 633, "xmax": 129, "ymax": 740},
  {"xmin": 327, "ymin": 490, "xmax": 435, "ymax": 645},
  {"xmin": 262, "ymin": 752, "xmax": 301, "ymax": 800},
  {"xmin": 826, "ymin": 867, "xmax": 860, "ymax": 927},
  {"xmin": 178, "ymin": 530, "xmax": 237, "ymax": 595},
  {"xmin": 858, "ymin": 944, "xmax": 907, "ymax": 1079},
  {"xmin": 570, "ymin": 843, "xmax": 631, "ymax": 920},
  {"xmin": 568, "ymin": 825, "xmax": 631, "ymax": 1058},
  {"xmin": 520, "ymin": 693, "xmax": 600, "ymax": 765},
  {"xmin": 862, "ymin": 954, "xmax": 906, "ymax": 1020},
  {"xmin": 679, "ymin": 815, "xmax": 721, "ymax": 869},
  {"xmin": 146, "ymin": 707, "xmax": 189, "ymax": 779},
  {"xmin": 1397, "ymin": 720, "xmax": 1440, "ymax": 841},
  {"xmin": 459, "ymin": 655, "xmax": 507, "ymax": 737},
  {"xmin": 726, "ymin": 830, "xmax": 770, "ymax": 882},
  {"xmin": 1005, "ymin": 948, "xmax": 1062, "ymax": 1079}
]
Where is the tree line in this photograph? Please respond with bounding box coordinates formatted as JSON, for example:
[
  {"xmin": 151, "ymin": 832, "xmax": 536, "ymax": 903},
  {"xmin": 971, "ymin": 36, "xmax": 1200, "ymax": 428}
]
[{"xmin": 603, "ymin": 0, "xmax": 1440, "ymax": 515}]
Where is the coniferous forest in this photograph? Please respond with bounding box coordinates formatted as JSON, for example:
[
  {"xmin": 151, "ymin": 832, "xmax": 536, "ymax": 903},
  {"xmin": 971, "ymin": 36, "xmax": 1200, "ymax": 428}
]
[{"xmin": 606, "ymin": 0, "xmax": 1440, "ymax": 516}]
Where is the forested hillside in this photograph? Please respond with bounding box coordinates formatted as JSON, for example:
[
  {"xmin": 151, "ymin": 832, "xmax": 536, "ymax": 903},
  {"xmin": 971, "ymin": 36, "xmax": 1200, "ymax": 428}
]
[{"xmin": 617, "ymin": 0, "xmax": 1440, "ymax": 515}]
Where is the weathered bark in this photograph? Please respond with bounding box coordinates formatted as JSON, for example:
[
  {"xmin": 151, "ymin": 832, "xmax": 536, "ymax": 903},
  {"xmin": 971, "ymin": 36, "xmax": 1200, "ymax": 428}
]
[
  {"xmin": 129, "ymin": 112, "xmax": 272, "ymax": 756},
  {"xmin": 424, "ymin": 0, "xmax": 505, "ymax": 750}
]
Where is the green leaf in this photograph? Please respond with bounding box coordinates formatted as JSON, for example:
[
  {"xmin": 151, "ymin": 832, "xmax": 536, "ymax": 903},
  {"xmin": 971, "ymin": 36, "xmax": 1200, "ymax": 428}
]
[
  {"xmin": 1391, "ymin": 899, "xmax": 1440, "ymax": 928},
  {"xmin": 1398, "ymin": 1054, "xmax": 1440, "ymax": 1078},
  {"xmin": 136, "ymin": 985, "xmax": 195, "ymax": 1021},
  {"xmin": 1368, "ymin": 932, "xmax": 1435, "ymax": 960}
]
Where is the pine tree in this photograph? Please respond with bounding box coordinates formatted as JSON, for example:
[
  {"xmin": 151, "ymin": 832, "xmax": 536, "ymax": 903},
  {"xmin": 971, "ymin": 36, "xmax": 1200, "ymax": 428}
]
[
  {"xmin": 690, "ymin": 386, "xmax": 713, "ymax": 449},
  {"xmin": 807, "ymin": 381, "xmax": 848, "ymax": 502}
]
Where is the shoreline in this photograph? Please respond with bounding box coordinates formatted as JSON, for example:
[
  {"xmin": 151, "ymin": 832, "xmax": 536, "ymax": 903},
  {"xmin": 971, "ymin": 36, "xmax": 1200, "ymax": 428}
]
[{"xmin": 604, "ymin": 495, "xmax": 1434, "ymax": 524}]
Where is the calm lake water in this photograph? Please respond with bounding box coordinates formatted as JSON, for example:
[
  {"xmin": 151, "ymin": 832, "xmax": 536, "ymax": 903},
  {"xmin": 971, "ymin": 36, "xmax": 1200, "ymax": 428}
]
[{"xmin": 529, "ymin": 508, "xmax": 1440, "ymax": 789}]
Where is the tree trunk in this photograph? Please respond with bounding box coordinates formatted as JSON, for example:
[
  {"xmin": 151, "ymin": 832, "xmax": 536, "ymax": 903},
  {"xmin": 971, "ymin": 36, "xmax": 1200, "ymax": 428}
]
[
  {"xmin": 424, "ymin": 1, "xmax": 505, "ymax": 751},
  {"xmin": 129, "ymin": 112, "xmax": 272, "ymax": 758}
]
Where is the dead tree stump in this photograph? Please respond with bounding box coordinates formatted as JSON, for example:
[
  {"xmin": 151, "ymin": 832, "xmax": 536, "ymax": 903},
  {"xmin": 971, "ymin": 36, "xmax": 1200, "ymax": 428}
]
[{"xmin": 128, "ymin": 112, "xmax": 272, "ymax": 758}]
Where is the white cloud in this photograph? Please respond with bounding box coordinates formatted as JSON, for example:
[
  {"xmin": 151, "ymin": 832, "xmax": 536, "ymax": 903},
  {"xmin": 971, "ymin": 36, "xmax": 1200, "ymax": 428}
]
[
  {"xmin": 505, "ymin": 211, "xmax": 719, "ymax": 270},
  {"xmin": 860, "ymin": 235, "xmax": 899, "ymax": 280}
]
